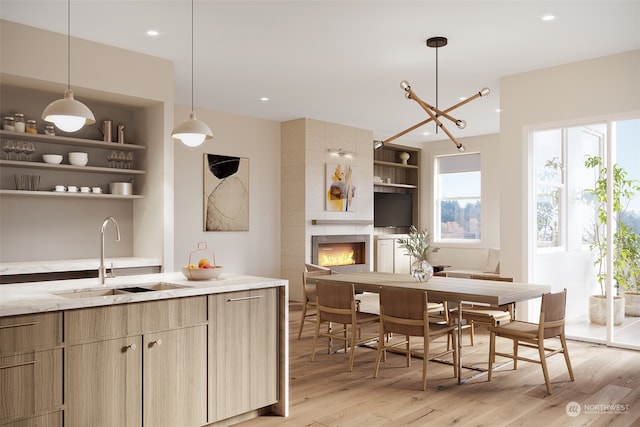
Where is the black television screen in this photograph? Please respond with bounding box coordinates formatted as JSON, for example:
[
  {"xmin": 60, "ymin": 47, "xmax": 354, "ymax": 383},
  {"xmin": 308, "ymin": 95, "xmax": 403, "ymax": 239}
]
[{"xmin": 374, "ymin": 192, "xmax": 413, "ymax": 227}]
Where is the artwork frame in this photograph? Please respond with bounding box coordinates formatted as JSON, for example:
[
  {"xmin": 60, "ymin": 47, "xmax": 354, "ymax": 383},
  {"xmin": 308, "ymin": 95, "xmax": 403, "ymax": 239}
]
[
  {"xmin": 325, "ymin": 162, "xmax": 356, "ymax": 212},
  {"xmin": 203, "ymin": 154, "xmax": 249, "ymax": 231}
]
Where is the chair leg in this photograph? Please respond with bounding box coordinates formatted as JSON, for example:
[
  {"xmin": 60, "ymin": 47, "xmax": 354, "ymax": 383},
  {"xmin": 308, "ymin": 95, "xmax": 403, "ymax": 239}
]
[
  {"xmin": 560, "ymin": 333, "xmax": 575, "ymax": 381},
  {"xmin": 451, "ymin": 330, "xmax": 458, "ymax": 378},
  {"xmin": 311, "ymin": 317, "xmax": 322, "ymax": 362},
  {"xmin": 297, "ymin": 301, "xmax": 308, "ymax": 339},
  {"xmin": 538, "ymin": 341, "xmax": 552, "ymax": 394},
  {"xmin": 422, "ymin": 335, "xmax": 428, "ymax": 391},
  {"xmin": 488, "ymin": 331, "xmax": 495, "ymax": 381},
  {"xmin": 469, "ymin": 322, "xmax": 475, "ymax": 346},
  {"xmin": 348, "ymin": 323, "xmax": 357, "ymax": 372},
  {"xmin": 512, "ymin": 338, "xmax": 518, "ymax": 370},
  {"xmin": 405, "ymin": 335, "xmax": 411, "ymax": 367},
  {"xmin": 373, "ymin": 323, "xmax": 385, "ymax": 378}
]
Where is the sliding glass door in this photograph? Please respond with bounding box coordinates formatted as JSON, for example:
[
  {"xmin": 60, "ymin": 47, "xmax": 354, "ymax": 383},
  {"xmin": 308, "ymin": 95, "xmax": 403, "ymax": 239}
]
[{"xmin": 531, "ymin": 117, "xmax": 640, "ymax": 349}]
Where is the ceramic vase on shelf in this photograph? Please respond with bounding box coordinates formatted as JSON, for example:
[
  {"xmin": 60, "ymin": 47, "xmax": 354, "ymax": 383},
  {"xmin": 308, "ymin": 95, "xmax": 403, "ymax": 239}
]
[{"xmin": 411, "ymin": 258, "xmax": 433, "ymax": 282}]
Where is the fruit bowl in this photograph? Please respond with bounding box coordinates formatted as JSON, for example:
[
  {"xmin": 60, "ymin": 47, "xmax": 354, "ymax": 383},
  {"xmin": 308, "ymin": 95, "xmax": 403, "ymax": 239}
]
[{"xmin": 181, "ymin": 266, "xmax": 223, "ymax": 281}]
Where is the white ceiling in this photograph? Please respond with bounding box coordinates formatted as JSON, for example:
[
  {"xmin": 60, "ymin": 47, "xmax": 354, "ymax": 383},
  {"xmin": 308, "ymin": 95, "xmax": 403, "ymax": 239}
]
[{"xmin": 2, "ymin": 1, "xmax": 639, "ymax": 143}]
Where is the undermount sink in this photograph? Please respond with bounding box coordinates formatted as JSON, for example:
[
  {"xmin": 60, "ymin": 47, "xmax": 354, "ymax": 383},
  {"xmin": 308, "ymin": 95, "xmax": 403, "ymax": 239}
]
[{"xmin": 56, "ymin": 282, "xmax": 192, "ymax": 299}]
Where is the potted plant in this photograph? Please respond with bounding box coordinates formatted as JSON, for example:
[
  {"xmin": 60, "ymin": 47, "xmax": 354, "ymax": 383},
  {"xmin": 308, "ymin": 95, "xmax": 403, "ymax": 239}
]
[
  {"xmin": 398, "ymin": 226, "xmax": 439, "ymax": 282},
  {"xmin": 584, "ymin": 155, "xmax": 640, "ymax": 324}
]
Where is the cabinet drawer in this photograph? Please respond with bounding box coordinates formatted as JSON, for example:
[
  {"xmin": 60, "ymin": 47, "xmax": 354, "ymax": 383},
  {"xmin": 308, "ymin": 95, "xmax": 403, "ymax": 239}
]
[
  {"xmin": 0, "ymin": 350, "xmax": 63, "ymax": 422},
  {"xmin": 0, "ymin": 313, "xmax": 62, "ymax": 356},
  {"xmin": 0, "ymin": 411, "xmax": 61, "ymax": 427},
  {"xmin": 65, "ymin": 296, "xmax": 207, "ymax": 342}
]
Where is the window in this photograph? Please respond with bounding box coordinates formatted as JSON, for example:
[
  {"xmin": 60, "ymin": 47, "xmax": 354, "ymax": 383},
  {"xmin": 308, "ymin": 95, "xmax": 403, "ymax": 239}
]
[{"xmin": 435, "ymin": 153, "xmax": 481, "ymax": 241}]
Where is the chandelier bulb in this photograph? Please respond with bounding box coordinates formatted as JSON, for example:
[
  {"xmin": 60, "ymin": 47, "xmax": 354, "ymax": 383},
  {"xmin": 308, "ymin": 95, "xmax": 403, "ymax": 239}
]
[
  {"xmin": 400, "ymin": 80, "xmax": 411, "ymax": 91},
  {"xmin": 456, "ymin": 120, "xmax": 467, "ymax": 129},
  {"xmin": 457, "ymin": 144, "xmax": 465, "ymax": 153},
  {"xmin": 480, "ymin": 87, "xmax": 490, "ymax": 97}
]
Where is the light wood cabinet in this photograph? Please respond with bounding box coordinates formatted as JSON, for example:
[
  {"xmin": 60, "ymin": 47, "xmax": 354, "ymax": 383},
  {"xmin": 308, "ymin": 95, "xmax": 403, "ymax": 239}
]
[
  {"xmin": 64, "ymin": 297, "xmax": 207, "ymax": 427},
  {"xmin": 209, "ymin": 288, "xmax": 278, "ymax": 422},
  {"xmin": 375, "ymin": 234, "xmax": 412, "ymax": 274},
  {"xmin": 0, "ymin": 313, "xmax": 63, "ymax": 425},
  {"xmin": 0, "ymin": 412, "xmax": 61, "ymax": 427}
]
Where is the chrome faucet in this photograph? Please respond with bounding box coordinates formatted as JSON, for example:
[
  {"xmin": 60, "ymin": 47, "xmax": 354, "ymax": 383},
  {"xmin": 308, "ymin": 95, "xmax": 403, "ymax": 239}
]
[{"xmin": 99, "ymin": 217, "xmax": 121, "ymax": 285}]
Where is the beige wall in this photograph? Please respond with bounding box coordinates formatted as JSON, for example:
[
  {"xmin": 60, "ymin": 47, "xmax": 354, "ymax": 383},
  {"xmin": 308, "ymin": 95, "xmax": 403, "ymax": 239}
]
[
  {"xmin": 173, "ymin": 105, "xmax": 282, "ymax": 278},
  {"xmin": 500, "ymin": 49, "xmax": 640, "ymax": 281}
]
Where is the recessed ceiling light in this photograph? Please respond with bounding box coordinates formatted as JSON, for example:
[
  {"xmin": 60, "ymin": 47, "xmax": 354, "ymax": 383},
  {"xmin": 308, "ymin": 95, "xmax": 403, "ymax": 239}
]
[
  {"xmin": 146, "ymin": 30, "xmax": 159, "ymax": 36},
  {"xmin": 496, "ymin": 108, "xmax": 502, "ymax": 113},
  {"xmin": 260, "ymin": 97, "xmax": 269, "ymax": 102},
  {"xmin": 422, "ymin": 131, "xmax": 430, "ymax": 136},
  {"xmin": 541, "ymin": 15, "xmax": 555, "ymax": 21}
]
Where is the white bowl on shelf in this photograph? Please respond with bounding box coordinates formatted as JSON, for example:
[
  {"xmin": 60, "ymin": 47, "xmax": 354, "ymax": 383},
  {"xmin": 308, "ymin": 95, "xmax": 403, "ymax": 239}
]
[
  {"xmin": 68, "ymin": 152, "xmax": 88, "ymax": 166},
  {"xmin": 42, "ymin": 154, "xmax": 63, "ymax": 164}
]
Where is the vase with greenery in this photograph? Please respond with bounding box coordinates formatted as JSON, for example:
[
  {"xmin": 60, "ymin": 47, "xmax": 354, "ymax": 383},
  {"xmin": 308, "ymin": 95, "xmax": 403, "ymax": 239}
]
[
  {"xmin": 398, "ymin": 226, "xmax": 439, "ymax": 282},
  {"xmin": 584, "ymin": 155, "xmax": 640, "ymax": 322}
]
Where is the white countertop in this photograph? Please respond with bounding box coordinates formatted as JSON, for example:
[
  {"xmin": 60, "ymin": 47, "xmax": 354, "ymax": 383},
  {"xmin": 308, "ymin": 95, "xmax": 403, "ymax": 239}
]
[
  {"xmin": 0, "ymin": 257, "xmax": 162, "ymax": 276},
  {"xmin": 0, "ymin": 272, "xmax": 287, "ymax": 317}
]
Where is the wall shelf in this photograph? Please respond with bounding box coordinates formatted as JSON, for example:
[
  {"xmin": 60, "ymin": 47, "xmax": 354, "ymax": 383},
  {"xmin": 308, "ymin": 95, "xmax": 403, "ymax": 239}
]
[
  {"xmin": 0, "ymin": 189, "xmax": 143, "ymax": 199},
  {"xmin": 0, "ymin": 130, "xmax": 146, "ymax": 151},
  {"xmin": 0, "ymin": 160, "xmax": 145, "ymax": 175},
  {"xmin": 311, "ymin": 219, "xmax": 373, "ymax": 225}
]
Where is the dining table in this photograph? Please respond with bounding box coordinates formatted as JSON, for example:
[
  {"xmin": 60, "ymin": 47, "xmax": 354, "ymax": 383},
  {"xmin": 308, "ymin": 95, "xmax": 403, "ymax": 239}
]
[{"xmin": 312, "ymin": 271, "xmax": 551, "ymax": 384}]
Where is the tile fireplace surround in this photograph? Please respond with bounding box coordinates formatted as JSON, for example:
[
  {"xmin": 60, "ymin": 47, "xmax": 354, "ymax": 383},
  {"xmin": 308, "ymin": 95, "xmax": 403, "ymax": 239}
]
[{"xmin": 311, "ymin": 234, "xmax": 371, "ymax": 273}]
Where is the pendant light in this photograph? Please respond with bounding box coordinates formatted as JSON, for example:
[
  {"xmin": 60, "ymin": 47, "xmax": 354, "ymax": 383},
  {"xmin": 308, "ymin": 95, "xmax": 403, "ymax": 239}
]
[
  {"xmin": 376, "ymin": 36, "xmax": 489, "ymax": 152},
  {"xmin": 41, "ymin": 0, "xmax": 95, "ymax": 133},
  {"xmin": 172, "ymin": 0, "xmax": 214, "ymax": 147}
]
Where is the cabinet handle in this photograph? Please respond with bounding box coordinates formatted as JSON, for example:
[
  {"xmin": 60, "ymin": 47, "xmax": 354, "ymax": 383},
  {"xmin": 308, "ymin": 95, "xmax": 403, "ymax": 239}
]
[
  {"xmin": 0, "ymin": 321, "xmax": 39, "ymax": 330},
  {"xmin": 150, "ymin": 339, "xmax": 162, "ymax": 347},
  {"xmin": 124, "ymin": 343, "xmax": 137, "ymax": 351},
  {"xmin": 0, "ymin": 360, "xmax": 39, "ymax": 370},
  {"xmin": 226, "ymin": 295, "xmax": 263, "ymax": 302}
]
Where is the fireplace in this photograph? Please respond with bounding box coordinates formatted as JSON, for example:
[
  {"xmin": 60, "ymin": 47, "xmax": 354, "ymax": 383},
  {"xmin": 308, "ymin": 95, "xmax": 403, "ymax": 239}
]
[{"xmin": 311, "ymin": 234, "xmax": 371, "ymax": 273}]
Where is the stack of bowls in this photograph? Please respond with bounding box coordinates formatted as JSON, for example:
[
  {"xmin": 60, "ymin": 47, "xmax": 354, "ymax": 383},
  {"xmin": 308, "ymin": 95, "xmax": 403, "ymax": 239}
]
[{"xmin": 68, "ymin": 152, "xmax": 88, "ymax": 166}]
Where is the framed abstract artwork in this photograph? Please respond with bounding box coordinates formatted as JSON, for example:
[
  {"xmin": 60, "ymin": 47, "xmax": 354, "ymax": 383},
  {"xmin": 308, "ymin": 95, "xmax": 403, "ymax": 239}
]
[
  {"xmin": 326, "ymin": 163, "xmax": 356, "ymax": 212},
  {"xmin": 203, "ymin": 154, "xmax": 249, "ymax": 231}
]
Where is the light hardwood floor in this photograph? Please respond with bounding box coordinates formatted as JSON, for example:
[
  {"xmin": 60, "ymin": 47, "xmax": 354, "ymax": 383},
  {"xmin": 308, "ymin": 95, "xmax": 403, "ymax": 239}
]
[{"xmin": 238, "ymin": 302, "xmax": 640, "ymax": 427}]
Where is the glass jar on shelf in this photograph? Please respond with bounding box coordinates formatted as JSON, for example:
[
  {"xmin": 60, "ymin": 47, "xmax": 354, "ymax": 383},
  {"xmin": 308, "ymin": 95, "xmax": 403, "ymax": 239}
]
[
  {"xmin": 44, "ymin": 125, "xmax": 56, "ymax": 136},
  {"xmin": 14, "ymin": 113, "xmax": 25, "ymax": 132},
  {"xmin": 25, "ymin": 120, "xmax": 37, "ymax": 134},
  {"xmin": 3, "ymin": 116, "xmax": 15, "ymax": 131}
]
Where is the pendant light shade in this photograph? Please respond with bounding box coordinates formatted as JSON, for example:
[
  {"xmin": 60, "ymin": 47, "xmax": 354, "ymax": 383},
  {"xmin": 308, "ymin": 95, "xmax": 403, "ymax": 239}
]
[
  {"xmin": 171, "ymin": 0, "xmax": 214, "ymax": 147},
  {"xmin": 172, "ymin": 111, "xmax": 213, "ymax": 147},
  {"xmin": 41, "ymin": 0, "xmax": 95, "ymax": 133},
  {"xmin": 42, "ymin": 89, "xmax": 95, "ymax": 132}
]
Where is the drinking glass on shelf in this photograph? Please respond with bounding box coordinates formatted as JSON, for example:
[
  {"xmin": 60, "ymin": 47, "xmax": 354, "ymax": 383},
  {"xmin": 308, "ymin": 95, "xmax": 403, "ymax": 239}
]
[
  {"xmin": 14, "ymin": 141, "xmax": 25, "ymax": 161},
  {"xmin": 107, "ymin": 150, "xmax": 117, "ymax": 168},
  {"xmin": 118, "ymin": 151, "xmax": 126, "ymax": 169},
  {"xmin": 2, "ymin": 140, "xmax": 15, "ymax": 160},
  {"xmin": 24, "ymin": 141, "xmax": 36, "ymax": 161},
  {"xmin": 126, "ymin": 152, "xmax": 134, "ymax": 169}
]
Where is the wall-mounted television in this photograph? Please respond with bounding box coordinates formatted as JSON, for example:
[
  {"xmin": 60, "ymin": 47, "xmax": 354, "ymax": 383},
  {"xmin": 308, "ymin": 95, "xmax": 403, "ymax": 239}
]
[{"xmin": 374, "ymin": 192, "xmax": 413, "ymax": 228}]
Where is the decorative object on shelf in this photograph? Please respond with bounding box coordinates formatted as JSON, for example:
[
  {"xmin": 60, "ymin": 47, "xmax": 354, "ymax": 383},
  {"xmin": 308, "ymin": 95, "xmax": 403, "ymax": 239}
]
[
  {"xmin": 172, "ymin": 0, "xmax": 214, "ymax": 147},
  {"xmin": 68, "ymin": 152, "xmax": 88, "ymax": 166},
  {"xmin": 14, "ymin": 113, "xmax": 25, "ymax": 132},
  {"xmin": 326, "ymin": 163, "xmax": 356, "ymax": 212},
  {"xmin": 43, "ymin": 154, "xmax": 63, "ymax": 164},
  {"xmin": 398, "ymin": 225, "xmax": 439, "ymax": 282},
  {"xmin": 399, "ymin": 151, "xmax": 410, "ymax": 165},
  {"xmin": 14, "ymin": 174, "xmax": 40, "ymax": 191},
  {"xmin": 41, "ymin": 0, "xmax": 95, "ymax": 132},
  {"xmin": 373, "ymin": 36, "xmax": 489, "ymax": 152},
  {"xmin": 44, "ymin": 125, "xmax": 56, "ymax": 136},
  {"xmin": 204, "ymin": 154, "xmax": 249, "ymax": 231},
  {"xmin": 117, "ymin": 124, "xmax": 125, "ymax": 144},
  {"xmin": 25, "ymin": 120, "xmax": 37, "ymax": 134},
  {"xmin": 3, "ymin": 116, "xmax": 15, "ymax": 131},
  {"xmin": 101, "ymin": 120, "xmax": 112, "ymax": 142}
]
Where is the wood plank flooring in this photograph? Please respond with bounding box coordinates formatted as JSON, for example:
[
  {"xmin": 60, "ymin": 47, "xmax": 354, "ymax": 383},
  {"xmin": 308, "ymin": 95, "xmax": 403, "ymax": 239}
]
[{"xmin": 238, "ymin": 302, "xmax": 640, "ymax": 427}]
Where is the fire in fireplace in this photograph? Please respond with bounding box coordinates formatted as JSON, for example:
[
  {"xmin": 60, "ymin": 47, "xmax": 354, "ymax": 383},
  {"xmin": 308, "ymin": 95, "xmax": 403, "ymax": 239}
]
[{"xmin": 311, "ymin": 234, "xmax": 371, "ymax": 273}]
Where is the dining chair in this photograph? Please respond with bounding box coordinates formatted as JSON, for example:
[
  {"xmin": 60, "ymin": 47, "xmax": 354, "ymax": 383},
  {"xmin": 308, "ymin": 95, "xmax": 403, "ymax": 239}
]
[
  {"xmin": 298, "ymin": 267, "xmax": 332, "ymax": 339},
  {"xmin": 487, "ymin": 288, "xmax": 575, "ymax": 394},
  {"xmin": 310, "ymin": 281, "xmax": 379, "ymax": 371},
  {"xmin": 373, "ymin": 287, "xmax": 459, "ymax": 390}
]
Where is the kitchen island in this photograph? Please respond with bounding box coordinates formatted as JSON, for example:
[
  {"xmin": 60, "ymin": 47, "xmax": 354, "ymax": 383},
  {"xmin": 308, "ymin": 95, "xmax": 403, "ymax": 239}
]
[{"xmin": 0, "ymin": 272, "xmax": 288, "ymax": 427}]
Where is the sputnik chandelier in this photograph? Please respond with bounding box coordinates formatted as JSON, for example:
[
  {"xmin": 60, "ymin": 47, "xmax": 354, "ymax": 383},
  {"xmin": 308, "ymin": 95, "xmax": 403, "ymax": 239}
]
[{"xmin": 374, "ymin": 37, "xmax": 489, "ymax": 152}]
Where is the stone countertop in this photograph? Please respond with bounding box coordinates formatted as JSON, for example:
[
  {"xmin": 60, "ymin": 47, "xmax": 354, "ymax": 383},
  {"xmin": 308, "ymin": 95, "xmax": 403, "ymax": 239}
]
[
  {"xmin": 0, "ymin": 272, "xmax": 287, "ymax": 317},
  {"xmin": 0, "ymin": 257, "xmax": 162, "ymax": 276}
]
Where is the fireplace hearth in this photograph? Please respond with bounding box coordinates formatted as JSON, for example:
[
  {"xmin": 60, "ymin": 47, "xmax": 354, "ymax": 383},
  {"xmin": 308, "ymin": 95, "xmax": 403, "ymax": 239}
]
[{"xmin": 311, "ymin": 234, "xmax": 371, "ymax": 273}]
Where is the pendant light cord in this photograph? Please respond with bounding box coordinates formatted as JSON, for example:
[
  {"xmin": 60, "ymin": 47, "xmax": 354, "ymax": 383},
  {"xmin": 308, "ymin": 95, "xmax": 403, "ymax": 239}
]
[
  {"xmin": 191, "ymin": 0, "xmax": 194, "ymax": 112},
  {"xmin": 67, "ymin": 0, "xmax": 71, "ymax": 91},
  {"xmin": 434, "ymin": 45, "xmax": 439, "ymax": 133}
]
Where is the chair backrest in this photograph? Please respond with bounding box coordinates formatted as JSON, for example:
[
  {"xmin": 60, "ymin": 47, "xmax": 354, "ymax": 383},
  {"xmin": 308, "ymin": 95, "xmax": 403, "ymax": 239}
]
[
  {"xmin": 539, "ymin": 288, "xmax": 567, "ymax": 339},
  {"xmin": 316, "ymin": 281, "xmax": 356, "ymax": 325},
  {"xmin": 305, "ymin": 263, "xmax": 331, "ymax": 272},
  {"xmin": 302, "ymin": 269, "xmax": 332, "ymax": 302},
  {"xmin": 379, "ymin": 287, "xmax": 430, "ymax": 337}
]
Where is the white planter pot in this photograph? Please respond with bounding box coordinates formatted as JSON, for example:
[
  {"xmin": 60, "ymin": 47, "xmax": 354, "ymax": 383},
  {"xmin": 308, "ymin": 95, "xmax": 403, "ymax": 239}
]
[
  {"xmin": 623, "ymin": 292, "xmax": 640, "ymax": 317},
  {"xmin": 588, "ymin": 295, "xmax": 625, "ymax": 326}
]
